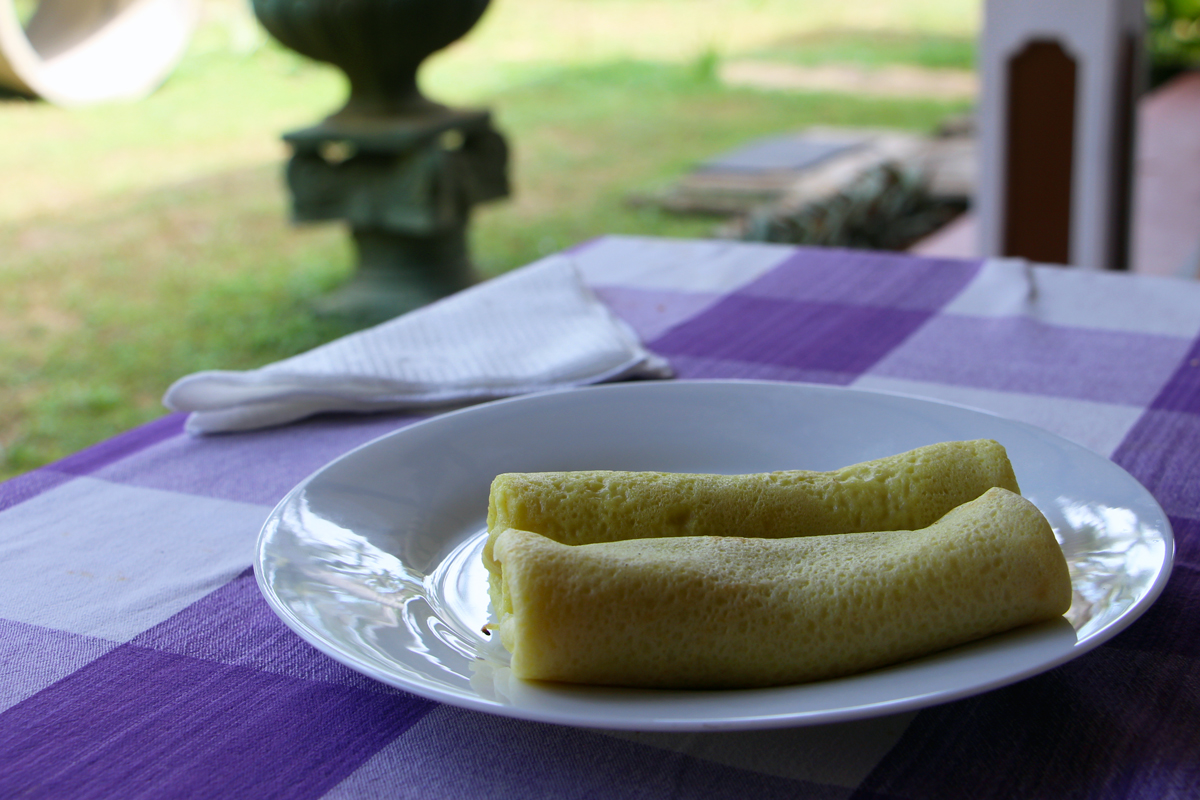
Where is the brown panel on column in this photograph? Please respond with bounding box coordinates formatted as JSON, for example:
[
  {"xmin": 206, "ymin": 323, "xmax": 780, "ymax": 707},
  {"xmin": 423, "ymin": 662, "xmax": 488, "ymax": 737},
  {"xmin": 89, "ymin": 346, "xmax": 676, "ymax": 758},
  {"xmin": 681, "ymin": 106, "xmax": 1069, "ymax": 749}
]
[
  {"xmin": 1004, "ymin": 40, "xmax": 1077, "ymax": 265},
  {"xmin": 1107, "ymin": 33, "xmax": 1136, "ymax": 271}
]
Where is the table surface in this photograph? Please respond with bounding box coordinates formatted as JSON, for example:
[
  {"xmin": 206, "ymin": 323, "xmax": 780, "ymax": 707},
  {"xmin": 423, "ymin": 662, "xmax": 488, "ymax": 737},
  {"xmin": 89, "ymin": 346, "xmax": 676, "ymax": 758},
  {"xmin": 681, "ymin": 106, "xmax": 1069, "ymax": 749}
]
[{"xmin": 3, "ymin": 235, "xmax": 1198, "ymax": 799}]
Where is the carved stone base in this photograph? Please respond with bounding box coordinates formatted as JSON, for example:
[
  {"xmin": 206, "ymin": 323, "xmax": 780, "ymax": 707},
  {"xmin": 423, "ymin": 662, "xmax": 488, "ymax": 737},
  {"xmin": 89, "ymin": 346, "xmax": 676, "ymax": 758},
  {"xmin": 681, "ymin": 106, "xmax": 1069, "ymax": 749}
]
[
  {"xmin": 312, "ymin": 226, "xmax": 477, "ymax": 325},
  {"xmin": 283, "ymin": 111, "xmax": 505, "ymax": 324}
]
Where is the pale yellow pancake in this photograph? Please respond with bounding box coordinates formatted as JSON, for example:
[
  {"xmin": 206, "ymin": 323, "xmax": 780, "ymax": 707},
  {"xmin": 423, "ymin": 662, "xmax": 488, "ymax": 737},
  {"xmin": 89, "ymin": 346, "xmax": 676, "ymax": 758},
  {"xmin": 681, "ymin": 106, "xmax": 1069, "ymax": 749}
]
[
  {"xmin": 484, "ymin": 439, "xmax": 1020, "ymax": 594},
  {"xmin": 491, "ymin": 487, "xmax": 1072, "ymax": 688}
]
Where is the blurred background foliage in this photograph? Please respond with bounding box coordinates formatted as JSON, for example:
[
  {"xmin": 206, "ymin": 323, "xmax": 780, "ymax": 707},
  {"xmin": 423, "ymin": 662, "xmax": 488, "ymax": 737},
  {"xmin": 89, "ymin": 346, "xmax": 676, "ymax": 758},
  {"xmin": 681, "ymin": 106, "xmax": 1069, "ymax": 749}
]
[
  {"xmin": 1147, "ymin": 0, "xmax": 1200, "ymax": 83},
  {"xmin": 1, "ymin": 0, "xmax": 1198, "ymax": 480},
  {"xmin": 0, "ymin": 0, "xmax": 978, "ymax": 479},
  {"xmin": 13, "ymin": 0, "xmax": 36, "ymax": 24}
]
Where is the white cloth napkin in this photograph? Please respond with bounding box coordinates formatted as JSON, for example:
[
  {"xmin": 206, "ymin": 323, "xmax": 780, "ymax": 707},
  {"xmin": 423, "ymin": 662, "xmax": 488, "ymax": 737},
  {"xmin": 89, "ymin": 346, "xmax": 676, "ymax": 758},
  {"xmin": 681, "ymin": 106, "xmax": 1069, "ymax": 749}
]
[{"xmin": 163, "ymin": 256, "xmax": 673, "ymax": 434}]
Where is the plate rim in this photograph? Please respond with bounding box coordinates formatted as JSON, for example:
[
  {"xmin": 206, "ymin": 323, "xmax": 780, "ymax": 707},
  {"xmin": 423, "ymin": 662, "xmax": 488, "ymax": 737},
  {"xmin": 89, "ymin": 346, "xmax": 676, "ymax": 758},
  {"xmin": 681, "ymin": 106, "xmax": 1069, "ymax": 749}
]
[{"xmin": 255, "ymin": 379, "xmax": 1175, "ymax": 730}]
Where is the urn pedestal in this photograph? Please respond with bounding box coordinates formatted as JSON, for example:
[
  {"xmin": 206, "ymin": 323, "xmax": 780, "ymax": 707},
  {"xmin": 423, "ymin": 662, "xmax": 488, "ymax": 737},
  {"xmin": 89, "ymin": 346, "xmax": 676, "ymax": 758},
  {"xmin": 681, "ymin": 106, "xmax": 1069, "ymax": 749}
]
[{"xmin": 252, "ymin": 0, "xmax": 509, "ymax": 325}]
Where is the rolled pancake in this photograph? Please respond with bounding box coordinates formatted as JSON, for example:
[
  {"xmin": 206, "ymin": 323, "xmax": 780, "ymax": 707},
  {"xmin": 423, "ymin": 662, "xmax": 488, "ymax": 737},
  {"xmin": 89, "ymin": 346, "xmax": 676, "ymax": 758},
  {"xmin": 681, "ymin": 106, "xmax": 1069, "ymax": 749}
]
[
  {"xmin": 484, "ymin": 440, "xmax": 1020, "ymax": 589},
  {"xmin": 491, "ymin": 487, "xmax": 1072, "ymax": 688}
]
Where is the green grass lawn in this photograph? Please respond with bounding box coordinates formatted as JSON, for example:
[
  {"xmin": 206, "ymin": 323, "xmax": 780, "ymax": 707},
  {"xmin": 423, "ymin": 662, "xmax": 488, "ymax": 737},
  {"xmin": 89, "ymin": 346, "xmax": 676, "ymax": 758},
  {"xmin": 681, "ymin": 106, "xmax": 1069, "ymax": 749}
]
[
  {"xmin": 735, "ymin": 29, "xmax": 975, "ymax": 71},
  {"xmin": 0, "ymin": 0, "xmax": 977, "ymax": 480}
]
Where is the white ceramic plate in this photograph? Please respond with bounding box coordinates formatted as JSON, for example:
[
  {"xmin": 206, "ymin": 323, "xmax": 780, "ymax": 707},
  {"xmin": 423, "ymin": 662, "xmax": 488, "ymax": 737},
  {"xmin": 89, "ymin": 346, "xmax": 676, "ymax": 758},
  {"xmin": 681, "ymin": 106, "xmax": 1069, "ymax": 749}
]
[{"xmin": 256, "ymin": 381, "xmax": 1173, "ymax": 731}]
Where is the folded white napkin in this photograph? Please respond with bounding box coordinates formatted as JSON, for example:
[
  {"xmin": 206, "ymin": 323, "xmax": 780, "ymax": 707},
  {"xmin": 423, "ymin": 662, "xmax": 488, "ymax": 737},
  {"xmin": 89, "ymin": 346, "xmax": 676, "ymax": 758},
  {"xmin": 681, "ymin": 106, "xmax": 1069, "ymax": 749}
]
[{"xmin": 163, "ymin": 256, "xmax": 673, "ymax": 434}]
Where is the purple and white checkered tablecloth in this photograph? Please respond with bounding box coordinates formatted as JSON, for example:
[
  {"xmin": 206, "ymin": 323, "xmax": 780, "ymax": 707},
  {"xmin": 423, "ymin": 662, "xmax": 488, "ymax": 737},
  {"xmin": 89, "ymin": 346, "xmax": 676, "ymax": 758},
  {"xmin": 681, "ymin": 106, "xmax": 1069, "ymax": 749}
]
[{"xmin": 3, "ymin": 235, "xmax": 1198, "ymax": 798}]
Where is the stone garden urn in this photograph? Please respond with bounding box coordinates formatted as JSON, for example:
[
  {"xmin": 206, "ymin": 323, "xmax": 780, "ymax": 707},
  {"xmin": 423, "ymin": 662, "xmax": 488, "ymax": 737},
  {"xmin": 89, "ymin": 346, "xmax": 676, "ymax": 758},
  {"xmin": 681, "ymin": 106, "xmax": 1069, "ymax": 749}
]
[
  {"xmin": 252, "ymin": 0, "xmax": 509, "ymax": 324},
  {"xmin": 253, "ymin": 0, "xmax": 489, "ymax": 120}
]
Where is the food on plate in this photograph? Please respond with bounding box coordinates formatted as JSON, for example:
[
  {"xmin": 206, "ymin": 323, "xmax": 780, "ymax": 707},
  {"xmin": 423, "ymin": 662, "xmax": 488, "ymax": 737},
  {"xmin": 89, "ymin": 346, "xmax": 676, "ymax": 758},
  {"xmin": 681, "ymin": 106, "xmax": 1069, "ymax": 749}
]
[
  {"xmin": 483, "ymin": 439, "xmax": 1020, "ymax": 599},
  {"xmin": 490, "ymin": 487, "xmax": 1072, "ymax": 688}
]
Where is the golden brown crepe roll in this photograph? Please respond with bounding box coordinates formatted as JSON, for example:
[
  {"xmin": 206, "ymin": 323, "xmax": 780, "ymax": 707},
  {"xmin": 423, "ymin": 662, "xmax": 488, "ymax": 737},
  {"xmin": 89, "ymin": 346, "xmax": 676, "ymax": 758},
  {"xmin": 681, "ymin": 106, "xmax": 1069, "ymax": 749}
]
[
  {"xmin": 491, "ymin": 487, "xmax": 1071, "ymax": 689},
  {"xmin": 484, "ymin": 439, "xmax": 1020, "ymax": 586}
]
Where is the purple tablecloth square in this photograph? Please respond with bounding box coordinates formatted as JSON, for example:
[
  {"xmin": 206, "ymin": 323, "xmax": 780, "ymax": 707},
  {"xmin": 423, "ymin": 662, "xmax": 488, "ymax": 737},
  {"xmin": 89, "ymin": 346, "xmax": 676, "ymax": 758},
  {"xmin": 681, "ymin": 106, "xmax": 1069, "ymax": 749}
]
[
  {"xmin": 590, "ymin": 286, "xmax": 724, "ymax": 342},
  {"xmin": 1113, "ymin": 408, "xmax": 1200, "ymax": 520},
  {"xmin": 54, "ymin": 414, "xmax": 187, "ymax": 478},
  {"xmin": 1101, "ymin": 516, "xmax": 1199, "ymax": 659},
  {"xmin": 871, "ymin": 316, "xmax": 1190, "ymax": 406},
  {"xmin": 0, "ymin": 468, "xmax": 73, "ymax": 513},
  {"xmin": 95, "ymin": 412, "xmax": 424, "ymax": 507},
  {"xmin": 0, "ymin": 619, "xmax": 119, "ymax": 712},
  {"xmin": 360, "ymin": 706, "xmax": 842, "ymax": 800},
  {"xmin": 852, "ymin": 647, "xmax": 1200, "ymax": 800},
  {"xmin": 744, "ymin": 247, "xmax": 980, "ymax": 311},
  {"xmin": 130, "ymin": 568, "xmax": 405, "ymax": 693},
  {"xmin": 0, "ymin": 645, "xmax": 434, "ymax": 800},
  {"xmin": 651, "ymin": 296, "xmax": 933, "ymax": 377},
  {"xmin": 0, "ymin": 415, "xmax": 187, "ymax": 514},
  {"xmin": 1150, "ymin": 338, "xmax": 1200, "ymax": 414}
]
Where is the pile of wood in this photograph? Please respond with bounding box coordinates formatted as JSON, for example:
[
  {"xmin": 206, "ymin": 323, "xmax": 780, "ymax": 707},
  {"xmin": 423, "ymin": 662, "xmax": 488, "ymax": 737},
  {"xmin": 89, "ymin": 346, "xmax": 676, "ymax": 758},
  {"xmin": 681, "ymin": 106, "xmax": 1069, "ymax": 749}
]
[{"xmin": 632, "ymin": 123, "xmax": 974, "ymax": 251}]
